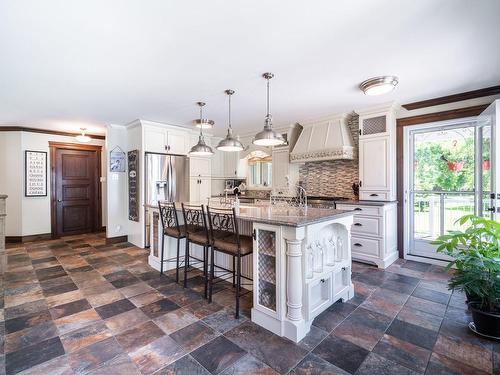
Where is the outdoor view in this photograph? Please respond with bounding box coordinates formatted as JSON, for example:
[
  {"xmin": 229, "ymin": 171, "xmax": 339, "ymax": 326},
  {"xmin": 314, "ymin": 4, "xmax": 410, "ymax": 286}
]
[{"xmin": 412, "ymin": 124, "xmax": 491, "ymax": 241}]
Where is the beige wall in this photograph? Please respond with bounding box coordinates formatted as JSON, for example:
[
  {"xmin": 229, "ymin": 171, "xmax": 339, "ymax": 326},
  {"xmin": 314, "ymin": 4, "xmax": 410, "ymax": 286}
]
[{"xmin": 0, "ymin": 130, "xmax": 106, "ymax": 237}]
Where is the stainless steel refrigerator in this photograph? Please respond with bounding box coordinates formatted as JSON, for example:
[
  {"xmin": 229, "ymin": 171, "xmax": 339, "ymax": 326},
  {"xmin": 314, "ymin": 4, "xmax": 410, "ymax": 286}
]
[{"xmin": 144, "ymin": 152, "xmax": 189, "ymax": 247}]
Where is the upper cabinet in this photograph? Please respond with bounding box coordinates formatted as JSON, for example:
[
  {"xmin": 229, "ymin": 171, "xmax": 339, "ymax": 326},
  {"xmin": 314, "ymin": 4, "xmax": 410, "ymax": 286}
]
[
  {"xmin": 272, "ymin": 146, "xmax": 299, "ymax": 189},
  {"xmin": 144, "ymin": 123, "xmax": 189, "ymax": 155},
  {"xmin": 356, "ymin": 104, "xmax": 397, "ymax": 201}
]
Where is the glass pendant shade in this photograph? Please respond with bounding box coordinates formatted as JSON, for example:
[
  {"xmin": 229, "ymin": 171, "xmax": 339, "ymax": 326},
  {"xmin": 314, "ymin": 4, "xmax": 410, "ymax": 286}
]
[
  {"xmin": 75, "ymin": 128, "xmax": 91, "ymax": 143},
  {"xmin": 217, "ymin": 89, "xmax": 244, "ymax": 152},
  {"xmin": 253, "ymin": 72, "xmax": 285, "ymax": 147},
  {"xmin": 189, "ymin": 102, "xmax": 213, "ymax": 156}
]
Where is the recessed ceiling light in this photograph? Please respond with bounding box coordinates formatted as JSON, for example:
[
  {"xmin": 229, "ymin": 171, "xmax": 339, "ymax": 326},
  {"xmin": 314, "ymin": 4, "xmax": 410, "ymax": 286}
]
[{"xmin": 360, "ymin": 76, "xmax": 398, "ymax": 96}]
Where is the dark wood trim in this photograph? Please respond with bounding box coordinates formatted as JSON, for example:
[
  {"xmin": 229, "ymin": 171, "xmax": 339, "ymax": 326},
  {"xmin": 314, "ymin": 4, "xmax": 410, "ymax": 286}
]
[
  {"xmin": 0, "ymin": 126, "xmax": 105, "ymax": 140},
  {"xmin": 396, "ymin": 104, "xmax": 490, "ymax": 258},
  {"xmin": 49, "ymin": 142, "xmax": 103, "ymax": 238},
  {"xmin": 47, "ymin": 142, "xmax": 103, "ymax": 151},
  {"xmin": 401, "ymin": 86, "xmax": 500, "ymax": 111},
  {"xmin": 6, "ymin": 233, "xmax": 52, "ymax": 243},
  {"xmin": 106, "ymin": 235, "xmax": 128, "ymax": 245}
]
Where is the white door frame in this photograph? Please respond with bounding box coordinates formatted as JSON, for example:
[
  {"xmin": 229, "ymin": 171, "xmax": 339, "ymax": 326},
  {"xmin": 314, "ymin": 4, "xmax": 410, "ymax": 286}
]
[{"xmin": 403, "ymin": 116, "xmax": 478, "ymax": 265}]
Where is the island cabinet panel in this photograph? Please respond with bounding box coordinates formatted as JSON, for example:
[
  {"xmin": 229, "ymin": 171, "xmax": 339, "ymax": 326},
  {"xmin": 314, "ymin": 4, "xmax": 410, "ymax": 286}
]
[
  {"xmin": 305, "ymin": 273, "xmax": 333, "ymax": 321},
  {"xmin": 252, "ymin": 224, "xmax": 283, "ymax": 320}
]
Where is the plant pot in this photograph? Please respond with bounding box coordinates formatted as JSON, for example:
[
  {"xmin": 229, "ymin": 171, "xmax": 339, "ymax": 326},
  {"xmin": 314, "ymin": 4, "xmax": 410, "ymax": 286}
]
[{"xmin": 469, "ymin": 302, "xmax": 500, "ymax": 339}]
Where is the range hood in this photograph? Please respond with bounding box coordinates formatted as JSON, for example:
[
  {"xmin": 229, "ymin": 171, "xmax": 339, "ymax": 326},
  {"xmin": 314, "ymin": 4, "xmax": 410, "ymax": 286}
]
[{"xmin": 290, "ymin": 114, "xmax": 354, "ymax": 163}]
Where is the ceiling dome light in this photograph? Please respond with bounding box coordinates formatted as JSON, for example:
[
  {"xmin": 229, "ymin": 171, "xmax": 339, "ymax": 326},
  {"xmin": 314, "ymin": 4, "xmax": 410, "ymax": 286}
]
[
  {"xmin": 189, "ymin": 102, "xmax": 214, "ymax": 156},
  {"xmin": 75, "ymin": 128, "xmax": 91, "ymax": 143},
  {"xmin": 253, "ymin": 73, "xmax": 285, "ymax": 147},
  {"xmin": 217, "ymin": 90, "xmax": 244, "ymax": 152},
  {"xmin": 360, "ymin": 76, "xmax": 398, "ymax": 96}
]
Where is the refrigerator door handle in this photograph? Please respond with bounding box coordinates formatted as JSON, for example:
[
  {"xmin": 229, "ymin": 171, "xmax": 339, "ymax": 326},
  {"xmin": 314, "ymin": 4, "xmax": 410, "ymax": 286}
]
[{"xmin": 170, "ymin": 157, "xmax": 176, "ymax": 202}]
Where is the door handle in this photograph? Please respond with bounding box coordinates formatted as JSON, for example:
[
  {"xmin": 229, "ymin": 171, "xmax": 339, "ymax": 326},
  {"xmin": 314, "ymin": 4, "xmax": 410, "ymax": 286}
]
[{"xmin": 57, "ymin": 199, "xmax": 62, "ymax": 202}]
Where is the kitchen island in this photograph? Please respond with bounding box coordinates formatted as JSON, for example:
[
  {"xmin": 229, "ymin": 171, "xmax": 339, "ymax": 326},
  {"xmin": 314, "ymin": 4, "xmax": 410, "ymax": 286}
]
[{"xmin": 147, "ymin": 203, "xmax": 355, "ymax": 342}]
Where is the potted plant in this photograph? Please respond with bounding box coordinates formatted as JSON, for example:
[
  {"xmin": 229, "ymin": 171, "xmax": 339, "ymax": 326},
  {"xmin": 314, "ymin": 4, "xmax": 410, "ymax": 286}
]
[{"xmin": 433, "ymin": 215, "xmax": 500, "ymax": 338}]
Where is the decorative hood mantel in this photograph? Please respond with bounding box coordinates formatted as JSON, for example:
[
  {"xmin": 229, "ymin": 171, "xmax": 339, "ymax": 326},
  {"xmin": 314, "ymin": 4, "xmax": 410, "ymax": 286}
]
[{"xmin": 290, "ymin": 114, "xmax": 354, "ymax": 163}]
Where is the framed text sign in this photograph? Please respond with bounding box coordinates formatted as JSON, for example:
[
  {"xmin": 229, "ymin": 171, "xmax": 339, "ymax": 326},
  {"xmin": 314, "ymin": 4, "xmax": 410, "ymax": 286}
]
[
  {"xmin": 109, "ymin": 146, "xmax": 126, "ymax": 172},
  {"xmin": 25, "ymin": 150, "xmax": 47, "ymax": 197},
  {"xmin": 128, "ymin": 150, "xmax": 139, "ymax": 222}
]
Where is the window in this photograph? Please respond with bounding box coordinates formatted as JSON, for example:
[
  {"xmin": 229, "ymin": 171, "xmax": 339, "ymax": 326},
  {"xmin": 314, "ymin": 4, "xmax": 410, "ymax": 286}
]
[{"xmin": 247, "ymin": 151, "xmax": 272, "ymax": 187}]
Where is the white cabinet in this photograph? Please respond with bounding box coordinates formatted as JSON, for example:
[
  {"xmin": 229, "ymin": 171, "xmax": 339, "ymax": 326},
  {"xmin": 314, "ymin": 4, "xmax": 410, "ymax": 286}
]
[
  {"xmin": 272, "ymin": 147, "xmax": 299, "ymax": 188},
  {"xmin": 144, "ymin": 125, "xmax": 189, "ymax": 155},
  {"xmin": 357, "ymin": 105, "xmax": 396, "ymax": 201},
  {"xmin": 336, "ymin": 202, "xmax": 398, "ymax": 268},
  {"xmin": 359, "ymin": 136, "xmax": 390, "ymax": 191},
  {"xmin": 189, "ymin": 177, "xmax": 211, "ymax": 202},
  {"xmin": 224, "ymin": 152, "xmax": 247, "ymax": 179},
  {"xmin": 190, "ymin": 157, "xmax": 212, "ymax": 177}
]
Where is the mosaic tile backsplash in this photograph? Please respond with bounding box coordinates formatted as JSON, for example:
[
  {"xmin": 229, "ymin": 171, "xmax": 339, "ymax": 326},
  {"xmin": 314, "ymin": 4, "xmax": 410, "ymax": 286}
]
[{"xmin": 299, "ymin": 114, "xmax": 359, "ymax": 199}]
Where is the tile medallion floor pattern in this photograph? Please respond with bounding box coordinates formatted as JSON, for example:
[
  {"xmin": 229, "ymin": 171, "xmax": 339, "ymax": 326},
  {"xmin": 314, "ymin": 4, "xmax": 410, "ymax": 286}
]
[{"xmin": 0, "ymin": 233, "xmax": 499, "ymax": 374}]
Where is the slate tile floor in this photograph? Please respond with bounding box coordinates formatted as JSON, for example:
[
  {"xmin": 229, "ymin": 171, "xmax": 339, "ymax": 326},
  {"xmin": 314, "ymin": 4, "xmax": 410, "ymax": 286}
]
[{"xmin": 1, "ymin": 233, "xmax": 499, "ymax": 374}]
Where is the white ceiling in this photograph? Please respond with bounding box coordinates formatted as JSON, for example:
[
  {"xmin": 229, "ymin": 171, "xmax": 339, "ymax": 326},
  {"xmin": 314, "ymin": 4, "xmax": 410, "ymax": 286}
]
[{"xmin": 1, "ymin": 0, "xmax": 499, "ymax": 136}]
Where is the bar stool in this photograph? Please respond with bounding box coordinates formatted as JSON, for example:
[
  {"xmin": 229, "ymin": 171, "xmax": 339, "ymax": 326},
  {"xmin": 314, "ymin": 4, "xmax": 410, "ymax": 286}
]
[
  {"xmin": 158, "ymin": 201, "xmax": 184, "ymax": 282},
  {"xmin": 181, "ymin": 203, "xmax": 211, "ymax": 297},
  {"xmin": 206, "ymin": 206, "xmax": 253, "ymax": 318}
]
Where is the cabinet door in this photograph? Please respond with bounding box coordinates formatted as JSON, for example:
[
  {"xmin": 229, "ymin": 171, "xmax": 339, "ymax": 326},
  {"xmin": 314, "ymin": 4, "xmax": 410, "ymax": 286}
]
[
  {"xmin": 236, "ymin": 157, "xmax": 248, "ymax": 179},
  {"xmin": 144, "ymin": 127, "xmax": 167, "ymax": 153},
  {"xmin": 189, "ymin": 177, "xmax": 200, "ymax": 201},
  {"xmin": 359, "ymin": 113, "xmax": 388, "ymax": 138},
  {"xmin": 272, "ymin": 149, "xmax": 289, "ymax": 188},
  {"xmin": 199, "ymin": 178, "xmax": 211, "ymax": 203},
  {"xmin": 359, "ymin": 137, "xmax": 390, "ymax": 191},
  {"xmin": 211, "ymin": 147, "xmax": 225, "ymax": 178},
  {"xmin": 252, "ymin": 224, "xmax": 281, "ymax": 319},
  {"xmin": 190, "ymin": 157, "xmax": 212, "ymax": 177},
  {"xmin": 224, "ymin": 152, "xmax": 238, "ymax": 177},
  {"xmin": 166, "ymin": 130, "xmax": 188, "ymax": 155}
]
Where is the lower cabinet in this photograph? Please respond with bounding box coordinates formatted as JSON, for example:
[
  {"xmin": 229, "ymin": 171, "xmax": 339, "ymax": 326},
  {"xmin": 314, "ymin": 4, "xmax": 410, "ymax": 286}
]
[
  {"xmin": 189, "ymin": 177, "xmax": 211, "ymax": 202},
  {"xmin": 305, "ymin": 273, "xmax": 332, "ymax": 321},
  {"xmin": 336, "ymin": 202, "xmax": 398, "ymax": 268}
]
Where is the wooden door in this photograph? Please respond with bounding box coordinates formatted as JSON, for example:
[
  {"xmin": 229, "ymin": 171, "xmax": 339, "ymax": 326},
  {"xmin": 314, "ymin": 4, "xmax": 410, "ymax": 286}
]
[{"xmin": 51, "ymin": 143, "xmax": 101, "ymax": 237}]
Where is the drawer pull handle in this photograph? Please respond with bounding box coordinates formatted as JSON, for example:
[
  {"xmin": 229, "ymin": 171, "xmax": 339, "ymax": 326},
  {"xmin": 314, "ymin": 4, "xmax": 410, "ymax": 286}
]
[
  {"xmin": 354, "ymin": 243, "xmax": 363, "ymax": 247},
  {"xmin": 354, "ymin": 223, "xmax": 362, "ymax": 226},
  {"xmin": 354, "ymin": 208, "xmax": 362, "ymax": 211},
  {"xmin": 370, "ymin": 193, "xmax": 379, "ymax": 197},
  {"xmin": 320, "ymin": 279, "xmax": 325, "ymax": 283}
]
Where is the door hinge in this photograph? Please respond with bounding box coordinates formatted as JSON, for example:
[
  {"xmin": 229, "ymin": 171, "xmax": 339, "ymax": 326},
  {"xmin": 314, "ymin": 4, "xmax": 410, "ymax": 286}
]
[{"xmin": 252, "ymin": 229, "xmax": 256, "ymax": 240}]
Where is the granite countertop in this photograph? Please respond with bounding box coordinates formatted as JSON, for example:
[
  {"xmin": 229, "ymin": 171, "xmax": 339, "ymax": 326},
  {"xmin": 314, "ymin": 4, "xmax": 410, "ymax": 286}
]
[
  {"xmin": 146, "ymin": 202, "xmax": 353, "ymax": 227},
  {"xmin": 335, "ymin": 199, "xmax": 398, "ymax": 206}
]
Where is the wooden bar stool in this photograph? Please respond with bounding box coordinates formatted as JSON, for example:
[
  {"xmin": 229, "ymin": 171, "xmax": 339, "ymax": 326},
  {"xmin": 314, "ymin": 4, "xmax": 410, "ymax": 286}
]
[
  {"xmin": 206, "ymin": 206, "xmax": 253, "ymax": 318},
  {"xmin": 181, "ymin": 203, "xmax": 211, "ymax": 297},
  {"xmin": 158, "ymin": 201, "xmax": 184, "ymax": 282}
]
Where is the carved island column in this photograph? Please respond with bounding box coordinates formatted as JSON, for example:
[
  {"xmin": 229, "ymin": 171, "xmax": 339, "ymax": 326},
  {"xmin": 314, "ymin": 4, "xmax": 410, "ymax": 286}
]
[{"xmin": 285, "ymin": 238, "xmax": 303, "ymax": 321}]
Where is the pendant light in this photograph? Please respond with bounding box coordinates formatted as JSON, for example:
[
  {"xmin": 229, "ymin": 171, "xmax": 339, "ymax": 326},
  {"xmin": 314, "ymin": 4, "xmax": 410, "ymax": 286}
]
[
  {"xmin": 253, "ymin": 72, "xmax": 285, "ymax": 146},
  {"xmin": 217, "ymin": 90, "xmax": 244, "ymax": 152},
  {"xmin": 189, "ymin": 102, "xmax": 214, "ymax": 156},
  {"xmin": 75, "ymin": 128, "xmax": 91, "ymax": 143}
]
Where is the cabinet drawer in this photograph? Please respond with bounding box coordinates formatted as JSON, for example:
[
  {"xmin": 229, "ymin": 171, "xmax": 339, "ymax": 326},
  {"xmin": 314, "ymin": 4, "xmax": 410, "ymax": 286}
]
[
  {"xmin": 359, "ymin": 191, "xmax": 390, "ymax": 201},
  {"xmin": 306, "ymin": 273, "xmax": 332, "ymax": 321},
  {"xmin": 352, "ymin": 216, "xmax": 382, "ymax": 237},
  {"xmin": 351, "ymin": 236, "xmax": 381, "ymax": 257},
  {"xmin": 336, "ymin": 204, "xmax": 381, "ymax": 217}
]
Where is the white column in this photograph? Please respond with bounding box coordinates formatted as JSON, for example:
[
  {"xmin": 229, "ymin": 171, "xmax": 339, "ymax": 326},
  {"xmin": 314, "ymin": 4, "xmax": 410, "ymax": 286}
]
[{"xmin": 286, "ymin": 238, "xmax": 303, "ymax": 321}]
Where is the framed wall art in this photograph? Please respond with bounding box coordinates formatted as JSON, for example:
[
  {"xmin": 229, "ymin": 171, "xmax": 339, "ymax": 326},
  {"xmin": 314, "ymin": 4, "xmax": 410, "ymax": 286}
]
[
  {"xmin": 25, "ymin": 150, "xmax": 47, "ymax": 197},
  {"xmin": 128, "ymin": 149, "xmax": 139, "ymax": 222},
  {"xmin": 109, "ymin": 146, "xmax": 126, "ymax": 172}
]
